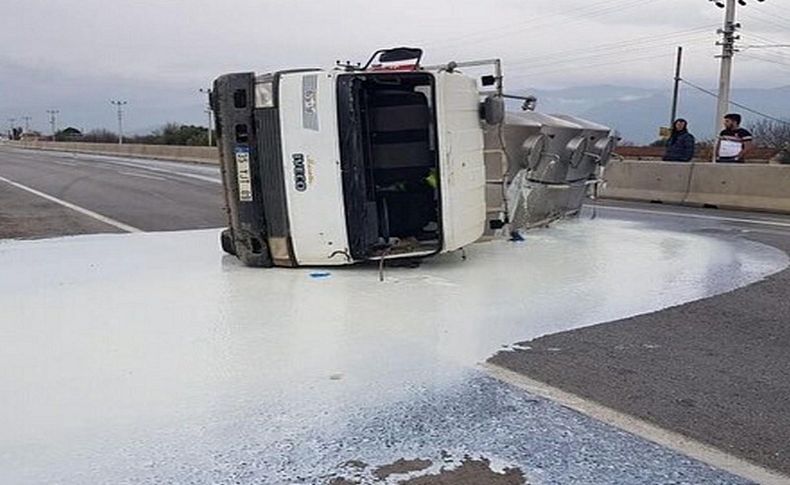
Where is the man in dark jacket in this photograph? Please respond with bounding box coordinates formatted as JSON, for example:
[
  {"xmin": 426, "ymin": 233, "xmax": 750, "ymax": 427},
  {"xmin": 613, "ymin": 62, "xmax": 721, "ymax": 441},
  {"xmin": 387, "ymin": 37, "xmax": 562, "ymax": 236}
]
[{"xmin": 663, "ymin": 118, "xmax": 695, "ymax": 162}]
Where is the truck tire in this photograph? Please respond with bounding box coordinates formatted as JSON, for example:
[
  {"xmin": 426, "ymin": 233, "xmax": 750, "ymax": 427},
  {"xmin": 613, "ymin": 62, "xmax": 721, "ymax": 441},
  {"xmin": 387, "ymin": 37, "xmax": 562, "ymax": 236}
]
[
  {"xmin": 220, "ymin": 229, "xmax": 236, "ymax": 255},
  {"xmin": 234, "ymin": 232, "xmax": 274, "ymax": 267}
]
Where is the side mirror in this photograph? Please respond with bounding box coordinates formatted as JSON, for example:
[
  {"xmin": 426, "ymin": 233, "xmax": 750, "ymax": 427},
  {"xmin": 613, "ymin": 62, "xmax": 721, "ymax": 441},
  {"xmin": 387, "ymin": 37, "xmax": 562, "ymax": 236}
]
[
  {"xmin": 480, "ymin": 95, "xmax": 505, "ymax": 125},
  {"xmin": 481, "ymin": 75, "xmax": 496, "ymax": 87}
]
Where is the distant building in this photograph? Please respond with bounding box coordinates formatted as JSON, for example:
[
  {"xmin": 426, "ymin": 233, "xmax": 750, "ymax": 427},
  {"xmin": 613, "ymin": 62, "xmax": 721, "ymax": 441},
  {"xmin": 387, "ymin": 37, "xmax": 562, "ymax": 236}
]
[
  {"xmin": 20, "ymin": 131, "xmax": 42, "ymax": 142},
  {"xmin": 56, "ymin": 127, "xmax": 83, "ymax": 141}
]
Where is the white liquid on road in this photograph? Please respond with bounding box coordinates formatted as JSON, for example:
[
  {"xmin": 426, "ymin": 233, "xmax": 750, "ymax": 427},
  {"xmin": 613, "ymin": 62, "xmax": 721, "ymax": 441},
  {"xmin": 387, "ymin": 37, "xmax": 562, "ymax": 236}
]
[{"xmin": 0, "ymin": 219, "xmax": 785, "ymax": 483}]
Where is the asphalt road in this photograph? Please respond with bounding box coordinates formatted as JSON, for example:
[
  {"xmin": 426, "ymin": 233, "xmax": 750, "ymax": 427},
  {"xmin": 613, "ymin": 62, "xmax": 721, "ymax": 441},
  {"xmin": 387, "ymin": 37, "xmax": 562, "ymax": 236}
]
[
  {"xmin": 3, "ymin": 146, "xmax": 790, "ymax": 482},
  {"xmin": 0, "ymin": 146, "xmax": 225, "ymax": 236},
  {"xmin": 492, "ymin": 199, "xmax": 790, "ymax": 476}
]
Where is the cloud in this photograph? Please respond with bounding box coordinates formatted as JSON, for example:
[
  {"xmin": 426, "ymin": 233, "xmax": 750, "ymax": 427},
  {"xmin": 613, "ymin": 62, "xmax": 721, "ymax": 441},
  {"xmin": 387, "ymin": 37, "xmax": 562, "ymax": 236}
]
[{"xmin": 2, "ymin": 0, "xmax": 789, "ymax": 130}]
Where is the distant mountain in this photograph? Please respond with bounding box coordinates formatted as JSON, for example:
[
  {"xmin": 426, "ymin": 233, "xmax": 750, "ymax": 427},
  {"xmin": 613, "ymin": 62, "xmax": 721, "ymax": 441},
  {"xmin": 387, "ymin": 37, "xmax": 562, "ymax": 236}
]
[{"xmin": 518, "ymin": 84, "xmax": 790, "ymax": 144}]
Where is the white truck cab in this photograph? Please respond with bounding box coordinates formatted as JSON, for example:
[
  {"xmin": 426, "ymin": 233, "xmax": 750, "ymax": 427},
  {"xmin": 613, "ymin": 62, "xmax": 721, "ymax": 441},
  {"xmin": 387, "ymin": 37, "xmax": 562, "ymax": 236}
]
[{"xmin": 214, "ymin": 48, "xmax": 490, "ymax": 267}]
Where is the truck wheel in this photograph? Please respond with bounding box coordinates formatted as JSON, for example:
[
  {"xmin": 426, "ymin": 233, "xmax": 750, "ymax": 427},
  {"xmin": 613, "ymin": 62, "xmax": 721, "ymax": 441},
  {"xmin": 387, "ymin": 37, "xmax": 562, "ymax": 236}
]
[
  {"xmin": 220, "ymin": 229, "xmax": 236, "ymax": 255},
  {"xmin": 235, "ymin": 235, "xmax": 274, "ymax": 267}
]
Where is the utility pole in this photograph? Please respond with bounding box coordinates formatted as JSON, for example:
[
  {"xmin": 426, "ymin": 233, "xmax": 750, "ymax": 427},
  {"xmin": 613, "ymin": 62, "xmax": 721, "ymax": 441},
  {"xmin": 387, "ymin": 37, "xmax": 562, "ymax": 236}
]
[
  {"xmin": 7, "ymin": 118, "xmax": 15, "ymax": 139},
  {"xmin": 110, "ymin": 100, "xmax": 127, "ymax": 145},
  {"xmin": 709, "ymin": 0, "xmax": 767, "ymax": 161},
  {"xmin": 199, "ymin": 88, "xmax": 213, "ymax": 146},
  {"xmin": 670, "ymin": 46, "xmax": 683, "ymax": 128},
  {"xmin": 21, "ymin": 116, "xmax": 32, "ymax": 133},
  {"xmin": 46, "ymin": 109, "xmax": 60, "ymax": 138},
  {"xmin": 714, "ymin": 0, "xmax": 738, "ymax": 145}
]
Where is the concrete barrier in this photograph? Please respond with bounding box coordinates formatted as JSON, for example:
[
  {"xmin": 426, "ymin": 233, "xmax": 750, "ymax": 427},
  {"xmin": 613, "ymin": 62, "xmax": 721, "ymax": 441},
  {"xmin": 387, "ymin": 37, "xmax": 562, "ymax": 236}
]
[
  {"xmin": 683, "ymin": 163, "xmax": 790, "ymax": 213},
  {"xmin": 7, "ymin": 140, "xmax": 219, "ymax": 164},
  {"xmin": 600, "ymin": 160, "xmax": 790, "ymax": 214},
  {"xmin": 600, "ymin": 161, "xmax": 693, "ymax": 204},
  {"xmin": 8, "ymin": 142, "xmax": 789, "ymax": 214}
]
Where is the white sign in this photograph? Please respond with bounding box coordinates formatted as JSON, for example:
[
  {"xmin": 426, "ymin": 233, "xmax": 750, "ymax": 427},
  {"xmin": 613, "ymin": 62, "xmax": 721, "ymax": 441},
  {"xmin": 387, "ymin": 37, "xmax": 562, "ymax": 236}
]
[{"xmin": 718, "ymin": 139, "xmax": 742, "ymax": 159}]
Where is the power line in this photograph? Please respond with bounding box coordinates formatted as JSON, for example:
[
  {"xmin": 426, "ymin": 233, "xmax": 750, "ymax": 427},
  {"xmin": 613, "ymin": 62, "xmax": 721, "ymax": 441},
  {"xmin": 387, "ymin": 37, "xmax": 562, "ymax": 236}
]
[
  {"xmin": 506, "ymin": 34, "xmax": 712, "ymax": 73},
  {"xmin": 741, "ymin": 53, "xmax": 790, "ymax": 71},
  {"xmin": 427, "ymin": 0, "xmax": 650, "ymax": 51},
  {"xmin": 504, "ymin": 25, "xmax": 716, "ymax": 69},
  {"xmin": 427, "ymin": 0, "xmax": 630, "ymax": 48},
  {"xmin": 680, "ymin": 78, "xmax": 790, "ymax": 125},
  {"xmin": 741, "ymin": 8, "xmax": 790, "ymax": 32},
  {"xmin": 507, "ymin": 51, "xmax": 676, "ymax": 80}
]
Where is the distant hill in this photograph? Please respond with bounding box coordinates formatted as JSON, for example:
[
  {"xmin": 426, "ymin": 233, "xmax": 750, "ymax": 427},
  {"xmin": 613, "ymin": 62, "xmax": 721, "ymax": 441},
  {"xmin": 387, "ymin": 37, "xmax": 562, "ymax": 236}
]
[{"xmin": 519, "ymin": 84, "xmax": 790, "ymax": 144}]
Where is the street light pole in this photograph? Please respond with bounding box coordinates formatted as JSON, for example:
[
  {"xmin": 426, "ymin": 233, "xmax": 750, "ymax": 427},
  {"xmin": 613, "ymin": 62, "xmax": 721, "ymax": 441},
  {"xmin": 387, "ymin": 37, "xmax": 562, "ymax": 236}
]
[
  {"xmin": 46, "ymin": 109, "xmax": 60, "ymax": 139},
  {"xmin": 199, "ymin": 88, "xmax": 213, "ymax": 146},
  {"xmin": 110, "ymin": 100, "xmax": 127, "ymax": 145}
]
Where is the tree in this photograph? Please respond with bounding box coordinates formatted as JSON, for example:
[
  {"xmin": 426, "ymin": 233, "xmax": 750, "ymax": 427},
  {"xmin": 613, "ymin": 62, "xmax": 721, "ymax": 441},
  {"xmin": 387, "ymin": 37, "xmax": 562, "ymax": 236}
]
[
  {"xmin": 153, "ymin": 123, "xmax": 208, "ymax": 146},
  {"xmin": 81, "ymin": 129, "xmax": 118, "ymax": 143},
  {"xmin": 751, "ymin": 119, "xmax": 790, "ymax": 150}
]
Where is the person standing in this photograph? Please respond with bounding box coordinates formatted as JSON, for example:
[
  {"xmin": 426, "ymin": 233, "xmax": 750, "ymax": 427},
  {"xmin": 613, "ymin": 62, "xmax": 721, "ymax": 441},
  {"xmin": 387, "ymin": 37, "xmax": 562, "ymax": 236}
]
[
  {"xmin": 716, "ymin": 113, "xmax": 753, "ymax": 163},
  {"xmin": 662, "ymin": 118, "xmax": 695, "ymax": 162}
]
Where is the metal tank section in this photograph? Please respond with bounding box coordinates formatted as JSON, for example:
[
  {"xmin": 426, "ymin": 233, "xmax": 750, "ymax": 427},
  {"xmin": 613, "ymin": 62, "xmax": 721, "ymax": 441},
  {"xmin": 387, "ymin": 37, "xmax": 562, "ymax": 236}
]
[
  {"xmin": 552, "ymin": 114, "xmax": 617, "ymax": 214},
  {"xmin": 483, "ymin": 110, "xmax": 615, "ymax": 234},
  {"xmin": 482, "ymin": 112, "xmax": 543, "ymax": 232}
]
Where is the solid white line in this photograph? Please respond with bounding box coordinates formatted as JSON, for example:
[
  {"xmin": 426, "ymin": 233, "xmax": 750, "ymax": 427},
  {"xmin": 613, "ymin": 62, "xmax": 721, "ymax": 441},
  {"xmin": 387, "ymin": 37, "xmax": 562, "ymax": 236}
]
[
  {"xmin": 588, "ymin": 204, "xmax": 790, "ymax": 229},
  {"xmin": 51, "ymin": 160, "xmax": 80, "ymax": 167},
  {"xmin": 6, "ymin": 148, "xmax": 222, "ymax": 185},
  {"xmin": 0, "ymin": 175, "xmax": 142, "ymax": 233},
  {"xmin": 172, "ymin": 172, "xmax": 222, "ymax": 184},
  {"xmin": 483, "ymin": 363, "xmax": 790, "ymax": 485},
  {"xmin": 117, "ymin": 170, "xmax": 168, "ymax": 181},
  {"xmin": 85, "ymin": 158, "xmax": 221, "ymax": 184}
]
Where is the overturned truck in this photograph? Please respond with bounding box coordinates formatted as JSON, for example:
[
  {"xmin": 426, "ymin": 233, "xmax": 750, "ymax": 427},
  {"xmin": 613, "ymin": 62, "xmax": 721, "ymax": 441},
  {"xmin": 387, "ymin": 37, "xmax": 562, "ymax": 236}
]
[{"xmin": 213, "ymin": 48, "xmax": 616, "ymax": 267}]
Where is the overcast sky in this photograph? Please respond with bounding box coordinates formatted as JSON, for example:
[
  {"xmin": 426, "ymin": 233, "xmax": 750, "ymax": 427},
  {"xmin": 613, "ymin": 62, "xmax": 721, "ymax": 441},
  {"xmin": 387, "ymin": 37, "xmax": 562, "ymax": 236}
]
[{"xmin": 2, "ymin": 0, "xmax": 789, "ymax": 133}]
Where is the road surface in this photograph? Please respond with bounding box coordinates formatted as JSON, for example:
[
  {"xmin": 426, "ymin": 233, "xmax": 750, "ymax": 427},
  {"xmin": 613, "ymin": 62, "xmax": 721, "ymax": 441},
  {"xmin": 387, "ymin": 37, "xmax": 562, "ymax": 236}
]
[
  {"xmin": 0, "ymin": 145, "xmax": 224, "ymax": 236},
  {"xmin": 2, "ymin": 146, "xmax": 790, "ymax": 484}
]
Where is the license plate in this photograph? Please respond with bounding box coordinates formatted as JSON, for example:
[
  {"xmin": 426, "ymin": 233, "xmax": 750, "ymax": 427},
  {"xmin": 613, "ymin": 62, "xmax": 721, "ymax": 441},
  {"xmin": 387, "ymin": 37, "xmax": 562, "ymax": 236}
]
[{"xmin": 235, "ymin": 146, "xmax": 253, "ymax": 202}]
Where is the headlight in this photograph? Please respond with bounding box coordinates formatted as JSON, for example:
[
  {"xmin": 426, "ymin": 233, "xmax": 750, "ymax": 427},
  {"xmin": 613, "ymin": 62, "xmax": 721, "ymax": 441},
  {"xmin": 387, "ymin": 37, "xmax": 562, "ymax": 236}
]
[{"xmin": 254, "ymin": 80, "xmax": 274, "ymax": 108}]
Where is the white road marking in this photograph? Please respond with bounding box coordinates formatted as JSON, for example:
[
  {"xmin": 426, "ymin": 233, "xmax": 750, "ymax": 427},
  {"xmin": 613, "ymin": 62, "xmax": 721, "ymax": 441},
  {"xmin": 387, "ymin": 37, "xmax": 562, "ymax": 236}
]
[
  {"xmin": 3, "ymin": 147, "xmax": 222, "ymax": 185},
  {"xmin": 589, "ymin": 204, "xmax": 790, "ymax": 229},
  {"xmin": 51, "ymin": 160, "xmax": 80, "ymax": 167},
  {"xmin": 84, "ymin": 158, "xmax": 221, "ymax": 184},
  {"xmin": 484, "ymin": 363, "xmax": 790, "ymax": 485},
  {"xmin": 172, "ymin": 172, "xmax": 222, "ymax": 184},
  {"xmin": 0, "ymin": 175, "xmax": 142, "ymax": 233},
  {"xmin": 117, "ymin": 170, "xmax": 168, "ymax": 181}
]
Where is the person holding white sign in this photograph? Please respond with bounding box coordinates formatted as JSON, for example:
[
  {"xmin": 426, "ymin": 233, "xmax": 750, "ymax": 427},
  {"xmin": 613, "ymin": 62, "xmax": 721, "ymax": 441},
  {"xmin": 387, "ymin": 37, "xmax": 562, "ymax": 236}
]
[{"xmin": 716, "ymin": 113, "xmax": 753, "ymax": 163}]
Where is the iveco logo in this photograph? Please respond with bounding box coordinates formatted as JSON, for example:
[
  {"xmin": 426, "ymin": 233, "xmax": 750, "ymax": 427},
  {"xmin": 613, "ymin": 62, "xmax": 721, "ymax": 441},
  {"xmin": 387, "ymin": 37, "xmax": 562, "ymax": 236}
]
[
  {"xmin": 303, "ymin": 89, "xmax": 317, "ymax": 114},
  {"xmin": 292, "ymin": 153, "xmax": 307, "ymax": 192}
]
